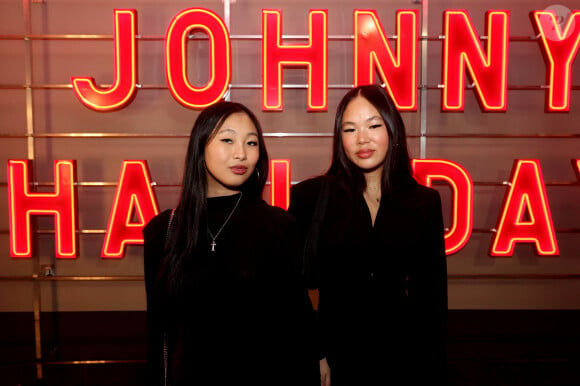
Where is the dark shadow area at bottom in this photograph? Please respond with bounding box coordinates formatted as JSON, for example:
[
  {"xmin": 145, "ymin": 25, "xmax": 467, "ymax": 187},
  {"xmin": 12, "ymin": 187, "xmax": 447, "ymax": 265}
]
[{"xmin": 1, "ymin": 310, "xmax": 579, "ymax": 385}]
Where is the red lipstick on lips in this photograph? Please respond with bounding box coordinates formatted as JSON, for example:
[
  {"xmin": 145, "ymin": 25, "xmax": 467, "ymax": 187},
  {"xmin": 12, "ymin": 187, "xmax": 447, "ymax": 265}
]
[
  {"xmin": 230, "ymin": 165, "xmax": 248, "ymax": 175},
  {"xmin": 356, "ymin": 149, "xmax": 374, "ymax": 159}
]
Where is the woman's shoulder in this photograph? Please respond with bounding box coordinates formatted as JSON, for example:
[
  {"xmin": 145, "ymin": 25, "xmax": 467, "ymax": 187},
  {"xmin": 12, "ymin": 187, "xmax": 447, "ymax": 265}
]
[
  {"xmin": 290, "ymin": 175, "xmax": 341, "ymax": 201},
  {"xmin": 289, "ymin": 175, "xmax": 350, "ymax": 219},
  {"xmin": 399, "ymin": 180, "xmax": 442, "ymax": 210},
  {"xmin": 143, "ymin": 208, "xmax": 173, "ymax": 241},
  {"xmin": 289, "ymin": 176, "xmax": 326, "ymax": 214},
  {"xmin": 292, "ymin": 174, "xmax": 340, "ymax": 191},
  {"xmin": 253, "ymin": 199, "xmax": 294, "ymax": 220},
  {"xmin": 244, "ymin": 199, "xmax": 297, "ymax": 236}
]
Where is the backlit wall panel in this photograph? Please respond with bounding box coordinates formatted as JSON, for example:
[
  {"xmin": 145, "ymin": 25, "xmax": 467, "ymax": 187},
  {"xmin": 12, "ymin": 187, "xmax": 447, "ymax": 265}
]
[{"xmin": 1, "ymin": 0, "xmax": 580, "ymax": 311}]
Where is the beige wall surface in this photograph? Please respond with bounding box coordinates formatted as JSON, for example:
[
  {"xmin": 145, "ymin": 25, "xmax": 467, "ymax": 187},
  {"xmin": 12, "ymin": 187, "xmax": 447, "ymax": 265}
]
[{"xmin": 1, "ymin": 0, "xmax": 579, "ymax": 311}]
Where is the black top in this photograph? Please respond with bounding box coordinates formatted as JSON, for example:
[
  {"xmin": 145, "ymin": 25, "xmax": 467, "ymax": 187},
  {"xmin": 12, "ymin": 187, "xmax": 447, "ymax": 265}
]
[
  {"xmin": 289, "ymin": 176, "xmax": 448, "ymax": 384},
  {"xmin": 143, "ymin": 194, "xmax": 318, "ymax": 386}
]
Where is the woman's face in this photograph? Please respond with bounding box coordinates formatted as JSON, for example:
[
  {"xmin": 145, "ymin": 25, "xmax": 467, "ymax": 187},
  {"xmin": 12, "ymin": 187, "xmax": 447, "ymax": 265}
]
[
  {"xmin": 204, "ymin": 112, "xmax": 260, "ymax": 197},
  {"xmin": 341, "ymin": 96, "xmax": 389, "ymax": 172}
]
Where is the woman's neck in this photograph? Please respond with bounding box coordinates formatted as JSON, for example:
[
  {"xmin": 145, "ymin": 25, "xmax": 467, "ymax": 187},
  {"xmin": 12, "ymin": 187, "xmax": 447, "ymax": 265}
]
[
  {"xmin": 206, "ymin": 186, "xmax": 241, "ymax": 198},
  {"xmin": 363, "ymin": 167, "xmax": 382, "ymax": 226},
  {"xmin": 363, "ymin": 167, "xmax": 383, "ymax": 192}
]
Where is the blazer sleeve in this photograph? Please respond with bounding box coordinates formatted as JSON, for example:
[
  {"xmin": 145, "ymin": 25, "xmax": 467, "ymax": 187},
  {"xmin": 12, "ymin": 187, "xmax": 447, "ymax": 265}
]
[
  {"xmin": 288, "ymin": 178, "xmax": 324, "ymax": 290},
  {"xmin": 412, "ymin": 188, "xmax": 448, "ymax": 381},
  {"xmin": 288, "ymin": 179, "xmax": 328, "ymax": 361},
  {"xmin": 288, "ymin": 181, "xmax": 317, "ymax": 242},
  {"xmin": 271, "ymin": 214, "xmax": 320, "ymax": 385},
  {"xmin": 142, "ymin": 210, "xmax": 171, "ymax": 386}
]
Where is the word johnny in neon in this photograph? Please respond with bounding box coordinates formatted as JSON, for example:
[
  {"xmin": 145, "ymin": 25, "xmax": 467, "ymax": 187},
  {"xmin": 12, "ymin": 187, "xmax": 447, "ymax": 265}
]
[
  {"xmin": 71, "ymin": 8, "xmax": 580, "ymax": 113},
  {"xmin": 7, "ymin": 158, "xmax": 580, "ymax": 259}
]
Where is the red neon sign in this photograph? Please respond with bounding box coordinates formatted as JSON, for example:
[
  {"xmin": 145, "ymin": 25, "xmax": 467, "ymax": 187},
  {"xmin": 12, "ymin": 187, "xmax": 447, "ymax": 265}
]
[
  {"xmin": 70, "ymin": 8, "xmax": 580, "ymax": 114},
  {"xmin": 7, "ymin": 160, "xmax": 77, "ymax": 258},
  {"xmin": 354, "ymin": 9, "xmax": 418, "ymax": 111},
  {"xmin": 412, "ymin": 159, "xmax": 474, "ymax": 255},
  {"xmin": 7, "ymin": 159, "xmax": 579, "ymax": 258},
  {"xmin": 270, "ymin": 159, "xmax": 291, "ymax": 210},
  {"xmin": 491, "ymin": 160, "xmax": 559, "ymax": 256},
  {"xmin": 71, "ymin": 9, "xmax": 137, "ymax": 111},
  {"xmin": 166, "ymin": 8, "xmax": 231, "ymax": 109},
  {"xmin": 101, "ymin": 161, "xmax": 159, "ymax": 258},
  {"xmin": 532, "ymin": 10, "xmax": 580, "ymax": 112},
  {"xmin": 262, "ymin": 9, "xmax": 328, "ymax": 111},
  {"xmin": 443, "ymin": 10, "xmax": 509, "ymax": 111}
]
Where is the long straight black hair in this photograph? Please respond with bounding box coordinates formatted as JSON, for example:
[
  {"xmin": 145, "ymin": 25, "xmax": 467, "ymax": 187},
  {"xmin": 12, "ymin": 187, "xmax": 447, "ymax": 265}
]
[
  {"xmin": 159, "ymin": 101, "xmax": 269, "ymax": 298},
  {"xmin": 327, "ymin": 84, "xmax": 415, "ymax": 196}
]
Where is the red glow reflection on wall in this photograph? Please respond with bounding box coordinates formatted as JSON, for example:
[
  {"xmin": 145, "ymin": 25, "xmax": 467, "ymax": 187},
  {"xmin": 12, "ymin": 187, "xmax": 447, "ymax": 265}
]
[
  {"xmin": 443, "ymin": 10, "xmax": 509, "ymax": 111},
  {"xmin": 270, "ymin": 159, "xmax": 290, "ymax": 209},
  {"xmin": 532, "ymin": 10, "xmax": 580, "ymax": 112},
  {"xmin": 491, "ymin": 160, "xmax": 559, "ymax": 256},
  {"xmin": 71, "ymin": 9, "xmax": 137, "ymax": 111},
  {"xmin": 166, "ymin": 8, "xmax": 231, "ymax": 109},
  {"xmin": 412, "ymin": 159, "xmax": 474, "ymax": 255},
  {"xmin": 101, "ymin": 161, "xmax": 159, "ymax": 258},
  {"xmin": 354, "ymin": 9, "xmax": 418, "ymax": 111},
  {"xmin": 7, "ymin": 160, "xmax": 77, "ymax": 258},
  {"xmin": 262, "ymin": 9, "xmax": 328, "ymax": 111}
]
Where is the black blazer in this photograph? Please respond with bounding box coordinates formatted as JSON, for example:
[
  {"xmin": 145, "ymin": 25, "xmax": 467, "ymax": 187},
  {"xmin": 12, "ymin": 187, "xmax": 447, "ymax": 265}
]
[{"xmin": 289, "ymin": 175, "xmax": 448, "ymax": 384}]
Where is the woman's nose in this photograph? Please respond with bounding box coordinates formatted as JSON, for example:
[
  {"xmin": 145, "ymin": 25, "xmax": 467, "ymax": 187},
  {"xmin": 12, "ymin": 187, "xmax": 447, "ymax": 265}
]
[
  {"xmin": 356, "ymin": 129, "xmax": 370, "ymax": 144},
  {"xmin": 233, "ymin": 144, "xmax": 247, "ymax": 160}
]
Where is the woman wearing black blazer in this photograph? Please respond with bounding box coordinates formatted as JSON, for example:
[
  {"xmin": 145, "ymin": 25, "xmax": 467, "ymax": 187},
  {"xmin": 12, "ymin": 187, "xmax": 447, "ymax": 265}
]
[{"xmin": 289, "ymin": 85, "xmax": 448, "ymax": 385}]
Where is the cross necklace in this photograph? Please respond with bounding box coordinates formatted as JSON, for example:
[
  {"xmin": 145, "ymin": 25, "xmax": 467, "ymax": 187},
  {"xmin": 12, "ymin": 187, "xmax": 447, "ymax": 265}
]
[{"xmin": 207, "ymin": 192, "xmax": 243, "ymax": 252}]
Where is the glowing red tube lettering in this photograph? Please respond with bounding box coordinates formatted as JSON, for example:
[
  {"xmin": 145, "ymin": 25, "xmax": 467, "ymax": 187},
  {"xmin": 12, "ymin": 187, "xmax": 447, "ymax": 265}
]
[
  {"xmin": 532, "ymin": 10, "xmax": 580, "ymax": 112},
  {"xmin": 71, "ymin": 9, "xmax": 137, "ymax": 111},
  {"xmin": 354, "ymin": 9, "xmax": 418, "ymax": 111},
  {"xmin": 270, "ymin": 159, "xmax": 291, "ymax": 210},
  {"xmin": 412, "ymin": 159, "xmax": 474, "ymax": 255},
  {"xmin": 491, "ymin": 160, "xmax": 559, "ymax": 256},
  {"xmin": 101, "ymin": 161, "xmax": 159, "ymax": 258},
  {"xmin": 443, "ymin": 10, "xmax": 509, "ymax": 111},
  {"xmin": 166, "ymin": 8, "xmax": 231, "ymax": 109},
  {"xmin": 7, "ymin": 160, "xmax": 77, "ymax": 258},
  {"xmin": 262, "ymin": 9, "xmax": 328, "ymax": 111}
]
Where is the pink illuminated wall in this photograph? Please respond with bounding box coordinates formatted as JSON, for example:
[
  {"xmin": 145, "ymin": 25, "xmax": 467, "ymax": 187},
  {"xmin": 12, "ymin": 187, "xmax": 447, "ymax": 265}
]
[{"xmin": 1, "ymin": 0, "xmax": 580, "ymax": 312}]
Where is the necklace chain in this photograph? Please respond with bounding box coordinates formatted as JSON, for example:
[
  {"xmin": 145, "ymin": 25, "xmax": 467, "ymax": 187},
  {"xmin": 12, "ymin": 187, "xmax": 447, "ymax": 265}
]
[
  {"xmin": 364, "ymin": 188, "xmax": 381, "ymax": 203},
  {"xmin": 207, "ymin": 192, "xmax": 243, "ymax": 252}
]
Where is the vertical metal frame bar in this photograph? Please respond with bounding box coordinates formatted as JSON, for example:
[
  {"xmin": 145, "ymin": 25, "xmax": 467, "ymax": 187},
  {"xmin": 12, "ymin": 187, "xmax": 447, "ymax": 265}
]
[
  {"xmin": 223, "ymin": 0, "xmax": 232, "ymax": 101},
  {"xmin": 22, "ymin": 0, "xmax": 43, "ymax": 381},
  {"xmin": 419, "ymin": 0, "xmax": 429, "ymax": 159}
]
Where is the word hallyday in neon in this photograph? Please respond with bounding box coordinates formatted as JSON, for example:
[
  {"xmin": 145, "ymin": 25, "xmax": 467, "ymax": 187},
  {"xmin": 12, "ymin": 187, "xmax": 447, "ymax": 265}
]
[
  {"xmin": 7, "ymin": 159, "xmax": 580, "ymax": 259},
  {"xmin": 71, "ymin": 8, "xmax": 580, "ymax": 113}
]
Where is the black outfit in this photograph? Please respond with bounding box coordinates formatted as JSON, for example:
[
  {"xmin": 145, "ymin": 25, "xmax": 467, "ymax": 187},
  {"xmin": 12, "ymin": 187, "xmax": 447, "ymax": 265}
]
[
  {"xmin": 289, "ymin": 176, "xmax": 448, "ymax": 385},
  {"xmin": 143, "ymin": 193, "xmax": 318, "ymax": 386}
]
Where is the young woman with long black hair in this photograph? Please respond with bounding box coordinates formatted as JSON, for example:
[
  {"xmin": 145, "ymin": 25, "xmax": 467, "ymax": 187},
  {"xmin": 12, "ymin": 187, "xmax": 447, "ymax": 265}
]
[
  {"xmin": 143, "ymin": 101, "xmax": 318, "ymax": 386},
  {"xmin": 289, "ymin": 85, "xmax": 448, "ymax": 385}
]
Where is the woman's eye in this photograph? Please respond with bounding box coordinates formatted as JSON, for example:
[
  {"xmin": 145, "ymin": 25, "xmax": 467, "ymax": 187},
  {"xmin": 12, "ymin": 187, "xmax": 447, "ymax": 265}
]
[
  {"xmin": 220, "ymin": 138, "xmax": 233, "ymax": 144},
  {"xmin": 369, "ymin": 124, "xmax": 383, "ymax": 130},
  {"xmin": 247, "ymin": 141, "xmax": 258, "ymax": 147},
  {"xmin": 342, "ymin": 127, "xmax": 355, "ymax": 133}
]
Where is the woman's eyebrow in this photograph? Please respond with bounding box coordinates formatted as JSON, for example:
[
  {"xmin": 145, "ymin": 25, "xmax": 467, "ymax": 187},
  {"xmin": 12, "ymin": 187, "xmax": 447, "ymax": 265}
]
[
  {"xmin": 342, "ymin": 116, "xmax": 382, "ymax": 125},
  {"xmin": 217, "ymin": 127, "xmax": 236, "ymax": 134}
]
